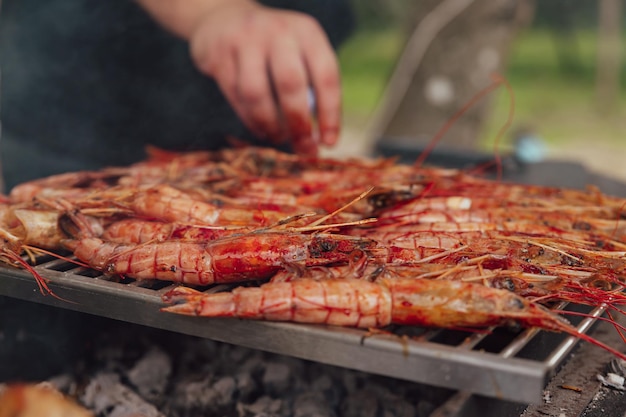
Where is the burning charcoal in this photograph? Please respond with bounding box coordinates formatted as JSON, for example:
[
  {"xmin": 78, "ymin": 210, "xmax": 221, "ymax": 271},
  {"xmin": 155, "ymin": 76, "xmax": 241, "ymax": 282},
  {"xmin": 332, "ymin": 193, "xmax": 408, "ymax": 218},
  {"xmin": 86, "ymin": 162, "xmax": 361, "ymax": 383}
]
[
  {"xmin": 81, "ymin": 373, "xmax": 164, "ymax": 417},
  {"xmin": 293, "ymin": 392, "xmax": 336, "ymax": 417},
  {"xmin": 261, "ymin": 362, "xmax": 292, "ymax": 396},
  {"xmin": 236, "ymin": 395, "xmax": 285, "ymax": 417},
  {"xmin": 340, "ymin": 389, "xmax": 379, "ymax": 417},
  {"xmin": 127, "ymin": 347, "xmax": 172, "ymax": 403}
]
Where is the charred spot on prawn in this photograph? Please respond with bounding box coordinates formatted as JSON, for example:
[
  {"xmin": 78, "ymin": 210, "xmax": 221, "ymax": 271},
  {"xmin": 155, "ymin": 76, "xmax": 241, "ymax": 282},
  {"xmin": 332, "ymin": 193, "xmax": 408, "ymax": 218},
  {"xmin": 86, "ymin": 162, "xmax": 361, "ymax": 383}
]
[
  {"xmin": 307, "ymin": 235, "xmax": 375, "ymax": 260},
  {"xmin": 367, "ymin": 188, "xmax": 416, "ymax": 211},
  {"xmin": 594, "ymin": 239, "xmax": 612, "ymax": 249},
  {"xmin": 561, "ymin": 255, "xmax": 584, "ymax": 267},
  {"xmin": 367, "ymin": 264, "xmax": 387, "ymax": 281},
  {"xmin": 311, "ymin": 237, "xmax": 338, "ymax": 255},
  {"xmin": 490, "ymin": 276, "xmax": 517, "ymax": 292},
  {"xmin": 507, "ymin": 296, "xmax": 526, "ymax": 311},
  {"xmin": 572, "ymin": 221, "xmax": 593, "ymax": 231}
]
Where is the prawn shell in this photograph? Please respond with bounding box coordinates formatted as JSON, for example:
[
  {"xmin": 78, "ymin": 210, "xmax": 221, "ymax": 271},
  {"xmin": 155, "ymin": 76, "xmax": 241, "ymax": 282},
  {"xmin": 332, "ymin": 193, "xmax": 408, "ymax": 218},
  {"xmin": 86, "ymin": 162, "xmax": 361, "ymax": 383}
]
[
  {"xmin": 236, "ymin": 279, "xmax": 392, "ymax": 327},
  {"xmin": 385, "ymin": 278, "xmax": 527, "ymax": 328},
  {"xmin": 163, "ymin": 279, "xmax": 393, "ymax": 328},
  {"xmin": 0, "ymin": 384, "xmax": 92, "ymax": 417},
  {"xmin": 13, "ymin": 209, "xmax": 65, "ymax": 249}
]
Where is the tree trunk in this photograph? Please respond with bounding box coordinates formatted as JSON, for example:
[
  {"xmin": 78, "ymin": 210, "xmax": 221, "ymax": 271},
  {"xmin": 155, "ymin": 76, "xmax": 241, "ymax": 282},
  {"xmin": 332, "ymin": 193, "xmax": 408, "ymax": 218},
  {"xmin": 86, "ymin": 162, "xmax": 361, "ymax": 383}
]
[
  {"xmin": 595, "ymin": 0, "xmax": 622, "ymax": 114},
  {"xmin": 369, "ymin": 0, "xmax": 534, "ymax": 153}
]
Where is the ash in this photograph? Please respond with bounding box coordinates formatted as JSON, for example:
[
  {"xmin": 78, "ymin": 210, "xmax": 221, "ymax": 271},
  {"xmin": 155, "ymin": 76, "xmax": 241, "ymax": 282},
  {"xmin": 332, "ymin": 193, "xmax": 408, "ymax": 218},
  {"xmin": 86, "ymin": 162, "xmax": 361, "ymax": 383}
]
[{"xmin": 0, "ymin": 298, "xmax": 452, "ymax": 417}]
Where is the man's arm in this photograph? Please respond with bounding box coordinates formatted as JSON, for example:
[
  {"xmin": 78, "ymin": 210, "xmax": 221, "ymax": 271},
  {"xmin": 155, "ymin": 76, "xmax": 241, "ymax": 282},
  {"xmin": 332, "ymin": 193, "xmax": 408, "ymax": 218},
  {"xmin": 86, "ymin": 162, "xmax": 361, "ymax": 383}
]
[{"xmin": 135, "ymin": 0, "xmax": 341, "ymax": 155}]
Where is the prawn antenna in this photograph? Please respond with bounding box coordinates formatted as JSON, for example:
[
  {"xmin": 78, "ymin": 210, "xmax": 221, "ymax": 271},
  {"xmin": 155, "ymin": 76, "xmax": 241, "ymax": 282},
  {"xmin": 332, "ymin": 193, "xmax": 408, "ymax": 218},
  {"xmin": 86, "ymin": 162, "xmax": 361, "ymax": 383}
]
[
  {"xmin": 467, "ymin": 73, "xmax": 516, "ymax": 180},
  {"xmin": 554, "ymin": 307, "xmax": 626, "ymax": 352},
  {"xmin": 610, "ymin": 201, "xmax": 626, "ymax": 240},
  {"xmin": 414, "ymin": 73, "xmax": 505, "ymax": 168}
]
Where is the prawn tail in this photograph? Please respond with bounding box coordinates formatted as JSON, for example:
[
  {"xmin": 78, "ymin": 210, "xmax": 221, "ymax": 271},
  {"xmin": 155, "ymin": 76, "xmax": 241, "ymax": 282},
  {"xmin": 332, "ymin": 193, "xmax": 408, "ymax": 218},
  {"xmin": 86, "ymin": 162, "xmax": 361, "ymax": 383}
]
[{"xmin": 161, "ymin": 287, "xmax": 235, "ymax": 317}]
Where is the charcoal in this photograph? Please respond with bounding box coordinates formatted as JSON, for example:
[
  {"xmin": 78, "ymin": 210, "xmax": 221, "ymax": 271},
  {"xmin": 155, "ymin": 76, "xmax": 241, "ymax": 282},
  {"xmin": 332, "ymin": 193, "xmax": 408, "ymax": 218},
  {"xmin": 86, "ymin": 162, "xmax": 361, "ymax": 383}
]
[
  {"xmin": 127, "ymin": 347, "xmax": 172, "ymax": 403},
  {"xmin": 237, "ymin": 395, "xmax": 285, "ymax": 417},
  {"xmin": 340, "ymin": 389, "xmax": 379, "ymax": 417},
  {"xmin": 213, "ymin": 376, "xmax": 237, "ymax": 406},
  {"xmin": 261, "ymin": 362, "xmax": 292, "ymax": 396},
  {"xmin": 340, "ymin": 370, "xmax": 359, "ymax": 394},
  {"xmin": 311, "ymin": 374, "xmax": 342, "ymax": 407},
  {"xmin": 47, "ymin": 373, "xmax": 76, "ymax": 394},
  {"xmin": 293, "ymin": 392, "xmax": 336, "ymax": 417},
  {"xmin": 415, "ymin": 400, "xmax": 437, "ymax": 417},
  {"xmin": 236, "ymin": 372, "xmax": 258, "ymax": 402},
  {"xmin": 171, "ymin": 375, "xmax": 236, "ymax": 413},
  {"xmin": 241, "ymin": 354, "xmax": 266, "ymax": 376},
  {"xmin": 81, "ymin": 373, "xmax": 164, "ymax": 417},
  {"xmin": 229, "ymin": 344, "xmax": 256, "ymax": 364},
  {"xmin": 4, "ymin": 308, "xmax": 460, "ymax": 416},
  {"xmin": 379, "ymin": 394, "xmax": 416, "ymax": 417}
]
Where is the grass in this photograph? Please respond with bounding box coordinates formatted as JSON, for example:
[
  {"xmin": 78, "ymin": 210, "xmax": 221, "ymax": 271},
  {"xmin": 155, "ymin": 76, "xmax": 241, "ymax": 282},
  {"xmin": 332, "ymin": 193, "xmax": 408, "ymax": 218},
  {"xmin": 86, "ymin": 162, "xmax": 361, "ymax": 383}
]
[
  {"xmin": 337, "ymin": 28, "xmax": 406, "ymax": 119},
  {"xmin": 480, "ymin": 29, "xmax": 626, "ymax": 151},
  {"xmin": 338, "ymin": 27, "xmax": 626, "ymax": 150}
]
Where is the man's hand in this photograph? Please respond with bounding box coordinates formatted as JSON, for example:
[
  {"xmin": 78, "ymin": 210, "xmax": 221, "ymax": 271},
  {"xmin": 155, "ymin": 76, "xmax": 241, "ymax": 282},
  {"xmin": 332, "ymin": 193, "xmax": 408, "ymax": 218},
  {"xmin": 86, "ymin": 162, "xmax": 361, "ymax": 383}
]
[{"xmin": 136, "ymin": 0, "xmax": 341, "ymax": 155}]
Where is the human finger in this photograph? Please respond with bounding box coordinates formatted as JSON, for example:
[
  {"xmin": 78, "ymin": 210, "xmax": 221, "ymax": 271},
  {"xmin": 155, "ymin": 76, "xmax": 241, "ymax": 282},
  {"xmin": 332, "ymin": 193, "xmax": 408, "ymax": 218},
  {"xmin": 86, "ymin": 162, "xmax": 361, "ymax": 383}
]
[
  {"xmin": 291, "ymin": 135, "xmax": 319, "ymax": 156},
  {"xmin": 300, "ymin": 25, "xmax": 341, "ymax": 146},
  {"xmin": 236, "ymin": 44, "xmax": 283, "ymax": 141},
  {"xmin": 268, "ymin": 37, "xmax": 314, "ymax": 153}
]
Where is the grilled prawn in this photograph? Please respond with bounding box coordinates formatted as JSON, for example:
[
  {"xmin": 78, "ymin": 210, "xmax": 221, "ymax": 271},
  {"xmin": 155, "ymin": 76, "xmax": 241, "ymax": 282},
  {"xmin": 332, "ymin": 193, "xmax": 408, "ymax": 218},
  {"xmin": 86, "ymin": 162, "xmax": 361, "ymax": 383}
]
[
  {"xmin": 162, "ymin": 278, "xmax": 626, "ymax": 361},
  {"xmin": 67, "ymin": 232, "xmax": 376, "ymax": 285},
  {"xmin": 162, "ymin": 278, "xmax": 558, "ymax": 328}
]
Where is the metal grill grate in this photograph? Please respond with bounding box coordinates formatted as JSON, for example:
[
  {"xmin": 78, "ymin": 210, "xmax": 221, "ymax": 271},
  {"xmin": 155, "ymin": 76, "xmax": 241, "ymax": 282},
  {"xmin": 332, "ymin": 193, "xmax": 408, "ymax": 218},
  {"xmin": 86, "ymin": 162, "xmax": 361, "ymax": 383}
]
[{"xmin": 0, "ymin": 255, "xmax": 605, "ymax": 404}]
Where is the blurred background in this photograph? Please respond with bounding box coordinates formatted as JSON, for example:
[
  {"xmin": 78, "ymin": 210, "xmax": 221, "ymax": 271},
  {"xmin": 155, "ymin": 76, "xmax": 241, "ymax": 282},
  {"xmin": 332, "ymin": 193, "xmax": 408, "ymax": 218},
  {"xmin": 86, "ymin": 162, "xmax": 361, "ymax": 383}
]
[{"xmin": 327, "ymin": 0, "xmax": 626, "ymax": 183}]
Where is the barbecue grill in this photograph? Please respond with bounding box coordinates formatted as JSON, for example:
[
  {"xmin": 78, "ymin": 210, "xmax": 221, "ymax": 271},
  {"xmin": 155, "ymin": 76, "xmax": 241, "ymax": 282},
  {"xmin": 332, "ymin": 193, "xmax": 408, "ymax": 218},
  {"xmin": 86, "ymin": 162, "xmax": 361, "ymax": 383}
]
[
  {"xmin": 1, "ymin": 150, "xmax": 625, "ymax": 416},
  {"xmin": 0, "ymin": 253, "xmax": 606, "ymax": 405}
]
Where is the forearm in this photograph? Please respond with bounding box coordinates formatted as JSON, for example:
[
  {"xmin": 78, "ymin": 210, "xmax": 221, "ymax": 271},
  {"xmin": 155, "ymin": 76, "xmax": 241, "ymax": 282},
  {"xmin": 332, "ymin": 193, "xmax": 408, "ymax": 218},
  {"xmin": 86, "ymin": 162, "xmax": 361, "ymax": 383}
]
[{"xmin": 135, "ymin": 0, "xmax": 255, "ymax": 39}]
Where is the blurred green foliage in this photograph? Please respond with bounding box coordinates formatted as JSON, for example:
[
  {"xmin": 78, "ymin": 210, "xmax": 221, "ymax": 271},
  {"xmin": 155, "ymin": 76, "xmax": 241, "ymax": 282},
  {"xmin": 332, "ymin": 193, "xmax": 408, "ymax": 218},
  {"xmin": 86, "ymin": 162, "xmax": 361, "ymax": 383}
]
[
  {"xmin": 337, "ymin": 28, "xmax": 405, "ymax": 118},
  {"xmin": 338, "ymin": 18, "xmax": 626, "ymax": 148},
  {"xmin": 481, "ymin": 28, "xmax": 626, "ymax": 151}
]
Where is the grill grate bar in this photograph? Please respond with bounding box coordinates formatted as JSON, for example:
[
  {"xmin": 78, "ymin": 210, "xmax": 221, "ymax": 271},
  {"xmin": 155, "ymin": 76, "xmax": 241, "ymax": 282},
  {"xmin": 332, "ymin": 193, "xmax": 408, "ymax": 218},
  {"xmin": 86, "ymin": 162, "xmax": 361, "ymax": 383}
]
[
  {"xmin": 455, "ymin": 328, "xmax": 495, "ymax": 350},
  {"xmin": 544, "ymin": 303, "xmax": 606, "ymax": 369},
  {"xmin": 500, "ymin": 328, "xmax": 542, "ymax": 358},
  {"xmin": 0, "ymin": 256, "xmax": 606, "ymax": 405},
  {"xmin": 498, "ymin": 300, "xmax": 570, "ymax": 359}
]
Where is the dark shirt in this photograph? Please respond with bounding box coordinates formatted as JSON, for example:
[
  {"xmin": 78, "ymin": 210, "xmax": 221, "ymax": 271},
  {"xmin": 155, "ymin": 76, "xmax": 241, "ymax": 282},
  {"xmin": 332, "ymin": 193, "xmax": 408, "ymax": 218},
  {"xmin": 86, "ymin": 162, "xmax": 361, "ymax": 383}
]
[{"xmin": 0, "ymin": 0, "xmax": 354, "ymax": 190}]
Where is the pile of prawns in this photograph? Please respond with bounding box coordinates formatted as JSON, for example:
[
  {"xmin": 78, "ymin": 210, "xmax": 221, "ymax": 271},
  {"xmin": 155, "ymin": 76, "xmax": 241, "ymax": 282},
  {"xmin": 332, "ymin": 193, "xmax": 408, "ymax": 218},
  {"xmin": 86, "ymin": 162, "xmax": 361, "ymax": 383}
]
[{"xmin": 2, "ymin": 145, "xmax": 626, "ymax": 360}]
